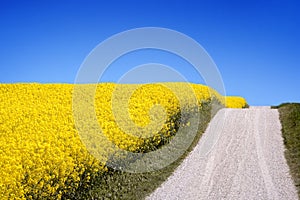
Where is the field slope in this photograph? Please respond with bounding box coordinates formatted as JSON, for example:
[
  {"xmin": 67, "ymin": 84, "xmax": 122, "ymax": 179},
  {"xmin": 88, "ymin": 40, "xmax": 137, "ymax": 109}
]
[{"xmin": 0, "ymin": 83, "xmax": 246, "ymax": 199}]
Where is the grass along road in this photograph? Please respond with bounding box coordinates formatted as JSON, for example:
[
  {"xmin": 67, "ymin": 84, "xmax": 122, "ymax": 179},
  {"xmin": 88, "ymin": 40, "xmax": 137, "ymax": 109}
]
[
  {"xmin": 147, "ymin": 107, "xmax": 298, "ymax": 200},
  {"xmin": 274, "ymin": 103, "xmax": 300, "ymax": 197}
]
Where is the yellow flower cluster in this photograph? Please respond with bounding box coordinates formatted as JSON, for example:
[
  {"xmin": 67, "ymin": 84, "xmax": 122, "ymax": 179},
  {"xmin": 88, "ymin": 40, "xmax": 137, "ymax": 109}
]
[
  {"xmin": 0, "ymin": 82, "xmax": 247, "ymax": 199},
  {"xmin": 225, "ymin": 96, "xmax": 248, "ymax": 108},
  {"xmin": 93, "ymin": 83, "xmax": 215, "ymax": 152},
  {"xmin": 0, "ymin": 84, "xmax": 104, "ymax": 199}
]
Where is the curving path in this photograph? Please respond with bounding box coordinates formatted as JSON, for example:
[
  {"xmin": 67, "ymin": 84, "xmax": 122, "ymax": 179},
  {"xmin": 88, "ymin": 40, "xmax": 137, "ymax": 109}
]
[{"xmin": 146, "ymin": 107, "xmax": 298, "ymax": 200}]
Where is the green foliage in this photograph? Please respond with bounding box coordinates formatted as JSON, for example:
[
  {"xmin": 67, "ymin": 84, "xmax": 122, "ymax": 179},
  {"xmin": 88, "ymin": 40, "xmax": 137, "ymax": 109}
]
[{"xmin": 277, "ymin": 103, "xmax": 300, "ymax": 197}]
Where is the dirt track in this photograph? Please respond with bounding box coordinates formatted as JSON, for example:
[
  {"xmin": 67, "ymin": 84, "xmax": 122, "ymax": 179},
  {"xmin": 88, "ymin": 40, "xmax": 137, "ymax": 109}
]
[{"xmin": 147, "ymin": 107, "xmax": 298, "ymax": 200}]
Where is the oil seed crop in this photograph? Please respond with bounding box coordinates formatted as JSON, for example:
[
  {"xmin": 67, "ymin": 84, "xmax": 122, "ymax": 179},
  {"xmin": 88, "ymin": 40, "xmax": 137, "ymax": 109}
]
[{"xmin": 0, "ymin": 83, "xmax": 247, "ymax": 199}]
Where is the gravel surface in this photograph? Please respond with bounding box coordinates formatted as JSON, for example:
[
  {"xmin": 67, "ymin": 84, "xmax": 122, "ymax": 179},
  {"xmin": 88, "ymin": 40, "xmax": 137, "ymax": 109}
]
[{"xmin": 146, "ymin": 107, "xmax": 298, "ymax": 200}]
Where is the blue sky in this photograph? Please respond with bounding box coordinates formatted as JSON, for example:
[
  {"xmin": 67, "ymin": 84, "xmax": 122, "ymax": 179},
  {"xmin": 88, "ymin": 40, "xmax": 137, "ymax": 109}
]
[{"xmin": 0, "ymin": 0, "xmax": 299, "ymax": 105}]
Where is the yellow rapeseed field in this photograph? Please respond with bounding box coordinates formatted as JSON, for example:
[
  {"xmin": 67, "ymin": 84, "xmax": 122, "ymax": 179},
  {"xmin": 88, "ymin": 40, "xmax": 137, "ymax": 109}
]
[
  {"xmin": 0, "ymin": 83, "xmax": 247, "ymax": 199},
  {"xmin": 225, "ymin": 96, "xmax": 248, "ymax": 108}
]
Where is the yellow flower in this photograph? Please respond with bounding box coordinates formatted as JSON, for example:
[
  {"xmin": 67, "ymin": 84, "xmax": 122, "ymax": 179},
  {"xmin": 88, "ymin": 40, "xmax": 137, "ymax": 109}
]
[{"xmin": 0, "ymin": 82, "xmax": 246, "ymax": 198}]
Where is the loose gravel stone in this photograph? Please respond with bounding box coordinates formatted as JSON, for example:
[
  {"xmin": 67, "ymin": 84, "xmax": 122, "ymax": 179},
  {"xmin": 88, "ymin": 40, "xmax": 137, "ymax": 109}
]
[{"xmin": 146, "ymin": 107, "xmax": 298, "ymax": 200}]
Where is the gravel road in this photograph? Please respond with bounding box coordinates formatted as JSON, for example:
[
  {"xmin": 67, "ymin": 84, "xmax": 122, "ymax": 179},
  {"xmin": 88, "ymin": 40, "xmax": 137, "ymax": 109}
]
[{"xmin": 146, "ymin": 107, "xmax": 298, "ymax": 200}]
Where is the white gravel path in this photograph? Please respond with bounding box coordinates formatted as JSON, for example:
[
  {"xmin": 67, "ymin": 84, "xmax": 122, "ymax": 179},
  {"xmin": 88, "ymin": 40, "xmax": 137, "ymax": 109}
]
[{"xmin": 146, "ymin": 107, "xmax": 298, "ymax": 200}]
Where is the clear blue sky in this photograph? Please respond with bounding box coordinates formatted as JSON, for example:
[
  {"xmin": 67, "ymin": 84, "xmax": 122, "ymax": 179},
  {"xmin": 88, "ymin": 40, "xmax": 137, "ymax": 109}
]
[{"xmin": 0, "ymin": 0, "xmax": 299, "ymax": 106}]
